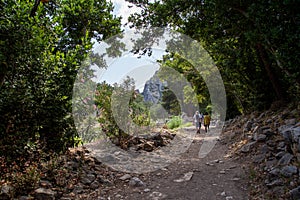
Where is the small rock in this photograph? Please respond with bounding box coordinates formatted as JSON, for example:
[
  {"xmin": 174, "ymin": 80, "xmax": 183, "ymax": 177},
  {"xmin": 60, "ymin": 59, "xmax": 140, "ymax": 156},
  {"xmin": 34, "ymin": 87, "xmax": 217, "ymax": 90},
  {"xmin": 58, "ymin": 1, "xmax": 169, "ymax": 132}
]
[
  {"xmin": 226, "ymin": 196, "xmax": 233, "ymax": 200},
  {"xmin": 19, "ymin": 196, "xmax": 34, "ymax": 200},
  {"xmin": 0, "ymin": 184, "xmax": 13, "ymax": 200},
  {"xmin": 291, "ymin": 127, "xmax": 300, "ymax": 142},
  {"xmin": 220, "ymin": 191, "xmax": 226, "ymax": 196},
  {"xmin": 73, "ymin": 185, "xmax": 84, "ymax": 194},
  {"xmin": 101, "ymin": 179, "xmax": 113, "ymax": 186},
  {"xmin": 115, "ymin": 194, "xmax": 123, "ymax": 198},
  {"xmin": 66, "ymin": 161, "xmax": 80, "ymax": 170},
  {"xmin": 278, "ymin": 141, "xmax": 286, "ymax": 148},
  {"xmin": 149, "ymin": 191, "xmax": 167, "ymax": 199},
  {"xmin": 219, "ymin": 170, "xmax": 226, "ymax": 174},
  {"xmin": 271, "ymin": 186, "xmax": 286, "ymax": 196},
  {"xmin": 258, "ymin": 112, "xmax": 266, "ymax": 120},
  {"xmin": 290, "ymin": 181, "xmax": 297, "ymax": 187},
  {"xmin": 279, "ymin": 126, "xmax": 300, "ymax": 145},
  {"xmin": 119, "ymin": 174, "xmax": 132, "ymax": 181},
  {"xmin": 34, "ymin": 188, "xmax": 56, "ymax": 200},
  {"xmin": 257, "ymin": 134, "xmax": 267, "ymax": 141},
  {"xmin": 240, "ymin": 141, "xmax": 256, "ymax": 153},
  {"xmin": 269, "ymin": 168, "xmax": 280, "ymax": 176},
  {"xmin": 266, "ymin": 159, "xmax": 277, "ymax": 169},
  {"xmin": 206, "ymin": 162, "xmax": 214, "ymax": 166},
  {"xmin": 260, "ymin": 144, "xmax": 269, "ymax": 154},
  {"xmin": 265, "ymin": 119, "xmax": 273, "ymax": 124},
  {"xmin": 275, "ymin": 151, "xmax": 285, "ymax": 159},
  {"xmin": 278, "ymin": 153, "xmax": 293, "ymax": 165},
  {"xmin": 253, "ymin": 154, "xmax": 265, "ymax": 163},
  {"xmin": 129, "ymin": 177, "xmax": 144, "ymax": 187},
  {"xmin": 266, "ymin": 179, "xmax": 283, "ymax": 187},
  {"xmin": 290, "ymin": 186, "xmax": 300, "ymax": 200},
  {"xmin": 280, "ymin": 165, "xmax": 298, "ymax": 177},
  {"xmin": 90, "ymin": 181, "xmax": 100, "ymax": 190},
  {"xmin": 173, "ymin": 172, "xmax": 193, "ymax": 182},
  {"xmin": 285, "ymin": 118, "xmax": 297, "ymax": 125},
  {"xmin": 81, "ymin": 173, "xmax": 96, "ymax": 185},
  {"xmin": 243, "ymin": 121, "xmax": 252, "ymax": 132},
  {"xmin": 144, "ymin": 188, "xmax": 151, "ymax": 193}
]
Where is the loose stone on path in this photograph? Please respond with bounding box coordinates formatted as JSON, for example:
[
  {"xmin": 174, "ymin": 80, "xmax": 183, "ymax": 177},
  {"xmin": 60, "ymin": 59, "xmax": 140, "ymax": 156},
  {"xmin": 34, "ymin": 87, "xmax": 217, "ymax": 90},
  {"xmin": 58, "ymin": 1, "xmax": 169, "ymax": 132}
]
[{"xmin": 173, "ymin": 171, "xmax": 194, "ymax": 182}]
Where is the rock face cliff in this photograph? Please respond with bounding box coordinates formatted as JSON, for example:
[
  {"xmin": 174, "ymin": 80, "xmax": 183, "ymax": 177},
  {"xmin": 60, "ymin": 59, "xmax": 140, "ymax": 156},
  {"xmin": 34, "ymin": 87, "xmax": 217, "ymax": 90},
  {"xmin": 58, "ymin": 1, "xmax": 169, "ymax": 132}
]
[{"xmin": 142, "ymin": 73, "xmax": 166, "ymax": 104}]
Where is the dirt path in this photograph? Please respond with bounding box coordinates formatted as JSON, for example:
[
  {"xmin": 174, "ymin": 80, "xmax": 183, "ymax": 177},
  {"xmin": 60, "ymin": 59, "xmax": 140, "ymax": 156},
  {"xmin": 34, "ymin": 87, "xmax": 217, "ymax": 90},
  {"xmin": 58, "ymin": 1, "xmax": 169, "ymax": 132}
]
[{"xmin": 95, "ymin": 127, "xmax": 249, "ymax": 200}]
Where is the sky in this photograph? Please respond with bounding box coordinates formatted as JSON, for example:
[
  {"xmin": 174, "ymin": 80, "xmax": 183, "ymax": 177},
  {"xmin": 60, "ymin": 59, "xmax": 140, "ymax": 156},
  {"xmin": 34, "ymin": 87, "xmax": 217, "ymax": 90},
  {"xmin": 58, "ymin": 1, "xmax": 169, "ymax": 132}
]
[
  {"xmin": 91, "ymin": 0, "xmax": 165, "ymax": 92},
  {"xmin": 110, "ymin": 0, "xmax": 141, "ymax": 26}
]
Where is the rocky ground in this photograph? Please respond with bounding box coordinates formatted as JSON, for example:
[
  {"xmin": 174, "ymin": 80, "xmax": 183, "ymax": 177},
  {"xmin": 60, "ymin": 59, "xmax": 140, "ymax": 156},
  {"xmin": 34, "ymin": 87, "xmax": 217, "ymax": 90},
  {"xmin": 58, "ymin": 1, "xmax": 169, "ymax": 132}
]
[
  {"xmin": 1, "ymin": 105, "xmax": 299, "ymax": 200},
  {"xmin": 95, "ymin": 130, "xmax": 249, "ymax": 200},
  {"xmin": 221, "ymin": 104, "xmax": 300, "ymax": 200}
]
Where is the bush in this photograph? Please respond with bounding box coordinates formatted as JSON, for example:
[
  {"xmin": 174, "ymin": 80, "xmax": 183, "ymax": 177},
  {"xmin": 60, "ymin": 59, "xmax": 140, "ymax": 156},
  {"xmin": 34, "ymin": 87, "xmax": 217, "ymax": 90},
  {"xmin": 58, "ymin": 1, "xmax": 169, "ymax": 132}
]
[{"xmin": 166, "ymin": 116, "xmax": 182, "ymax": 129}]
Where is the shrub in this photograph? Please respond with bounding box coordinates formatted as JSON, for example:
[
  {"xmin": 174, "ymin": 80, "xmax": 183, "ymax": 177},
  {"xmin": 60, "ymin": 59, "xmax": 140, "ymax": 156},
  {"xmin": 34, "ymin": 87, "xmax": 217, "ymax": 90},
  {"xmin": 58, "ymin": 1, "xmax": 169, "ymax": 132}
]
[{"xmin": 166, "ymin": 116, "xmax": 182, "ymax": 129}]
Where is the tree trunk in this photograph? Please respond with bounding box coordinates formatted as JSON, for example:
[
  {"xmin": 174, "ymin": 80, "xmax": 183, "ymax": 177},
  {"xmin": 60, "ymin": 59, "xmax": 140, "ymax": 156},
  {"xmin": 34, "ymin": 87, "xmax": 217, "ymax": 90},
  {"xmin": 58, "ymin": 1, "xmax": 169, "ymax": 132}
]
[
  {"xmin": 0, "ymin": 73, "xmax": 5, "ymax": 87},
  {"xmin": 256, "ymin": 43, "xmax": 286, "ymax": 101}
]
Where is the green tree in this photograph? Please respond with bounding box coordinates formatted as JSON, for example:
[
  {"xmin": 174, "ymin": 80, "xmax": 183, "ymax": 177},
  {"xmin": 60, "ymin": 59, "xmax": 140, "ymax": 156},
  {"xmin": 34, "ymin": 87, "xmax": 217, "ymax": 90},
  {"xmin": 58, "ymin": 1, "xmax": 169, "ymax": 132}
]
[
  {"xmin": 95, "ymin": 77, "xmax": 151, "ymax": 148},
  {"xmin": 0, "ymin": 0, "xmax": 121, "ymax": 165},
  {"xmin": 126, "ymin": 0, "xmax": 299, "ymax": 115}
]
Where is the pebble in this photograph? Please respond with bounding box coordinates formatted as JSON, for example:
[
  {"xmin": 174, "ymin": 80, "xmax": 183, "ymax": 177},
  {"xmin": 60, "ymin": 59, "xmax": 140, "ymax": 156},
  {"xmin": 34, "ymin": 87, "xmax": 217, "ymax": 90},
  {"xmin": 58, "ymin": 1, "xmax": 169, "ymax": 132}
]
[
  {"xmin": 144, "ymin": 188, "xmax": 151, "ymax": 193},
  {"xmin": 173, "ymin": 172, "xmax": 193, "ymax": 182},
  {"xmin": 115, "ymin": 194, "xmax": 123, "ymax": 198},
  {"xmin": 129, "ymin": 177, "xmax": 144, "ymax": 187},
  {"xmin": 119, "ymin": 174, "xmax": 132, "ymax": 181}
]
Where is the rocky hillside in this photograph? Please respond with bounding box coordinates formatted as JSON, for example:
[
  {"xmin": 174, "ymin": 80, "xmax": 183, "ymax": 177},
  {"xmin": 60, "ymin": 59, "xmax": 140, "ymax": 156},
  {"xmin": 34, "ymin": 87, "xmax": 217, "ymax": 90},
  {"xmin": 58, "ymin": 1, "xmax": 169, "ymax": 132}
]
[
  {"xmin": 0, "ymin": 130, "xmax": 177, "ymax": 200},
  {"xmin": 221, "ymin": 104, "xmax": 300, "ymax": 200}
]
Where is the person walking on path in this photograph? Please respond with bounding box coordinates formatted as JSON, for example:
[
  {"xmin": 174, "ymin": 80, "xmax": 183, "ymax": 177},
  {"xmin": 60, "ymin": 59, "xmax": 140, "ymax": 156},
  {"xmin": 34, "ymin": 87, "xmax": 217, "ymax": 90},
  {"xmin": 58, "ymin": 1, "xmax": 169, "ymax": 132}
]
[
  {"xmin": 193, "ymin": 111, "xmax": 203, "ymax": 133},
  {"xmin": 203, "ymin": 112, "xmax": 211, "ymax": 133}
]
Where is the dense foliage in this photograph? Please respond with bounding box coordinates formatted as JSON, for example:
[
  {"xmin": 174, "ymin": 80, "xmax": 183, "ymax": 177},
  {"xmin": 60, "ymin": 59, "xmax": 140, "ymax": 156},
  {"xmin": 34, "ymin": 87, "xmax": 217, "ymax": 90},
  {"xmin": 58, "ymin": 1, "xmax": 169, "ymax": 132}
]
[
  {"xmin": 0, "ymin": 0, "xmax": 121, "ymax": 168},
  {"xmin": 95, "ymin": 78, "xmax": 151, "ymax": 147},
  {"xmin": 126, "ymin": 0, "xmax": 300, "ymax": 117}
]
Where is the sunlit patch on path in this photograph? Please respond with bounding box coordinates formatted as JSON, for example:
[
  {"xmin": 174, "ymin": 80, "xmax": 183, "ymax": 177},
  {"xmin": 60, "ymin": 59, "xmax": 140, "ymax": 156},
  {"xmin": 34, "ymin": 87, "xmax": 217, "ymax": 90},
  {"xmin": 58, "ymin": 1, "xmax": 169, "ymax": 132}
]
[{"xmin": 84, "ymin": 125, "xmax": 222, "ymax": 174}]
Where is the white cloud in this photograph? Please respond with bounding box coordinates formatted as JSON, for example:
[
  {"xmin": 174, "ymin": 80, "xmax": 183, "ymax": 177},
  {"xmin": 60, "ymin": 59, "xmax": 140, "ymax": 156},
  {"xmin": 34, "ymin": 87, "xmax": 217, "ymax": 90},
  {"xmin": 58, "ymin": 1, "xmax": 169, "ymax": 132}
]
[{"xmin": 110, "ymin": 0, "xmax": 142, "ymax": 26}]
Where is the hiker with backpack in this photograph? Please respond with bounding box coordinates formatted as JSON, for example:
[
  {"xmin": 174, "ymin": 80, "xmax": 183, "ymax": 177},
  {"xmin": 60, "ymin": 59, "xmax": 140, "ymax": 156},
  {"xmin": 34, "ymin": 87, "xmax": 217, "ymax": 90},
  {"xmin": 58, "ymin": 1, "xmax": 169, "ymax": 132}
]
[
  {"xmin": 193, "ymin": 111, "xmax": 203, "ymax": 133},
  {"xmin": 203, "ymin": 112, "xmax": 211, "ymax": 133}
]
